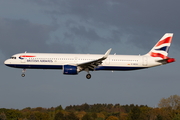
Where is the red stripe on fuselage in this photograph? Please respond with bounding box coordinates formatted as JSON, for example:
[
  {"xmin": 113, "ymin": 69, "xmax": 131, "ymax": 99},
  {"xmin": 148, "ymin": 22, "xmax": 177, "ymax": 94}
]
[
  {"xmin": 156, "ymin": 37, "xmax": 172, "ymax": 47},
  {"xmin": 19, "ymin": 55, "xmax": 36, "ymax": 57}
]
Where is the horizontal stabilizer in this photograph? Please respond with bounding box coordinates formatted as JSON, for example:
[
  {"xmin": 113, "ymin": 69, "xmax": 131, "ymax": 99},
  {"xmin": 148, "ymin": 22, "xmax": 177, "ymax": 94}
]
[{"xmin": 156, "ymin": 58, "xmax": 175, "ymax": 64}]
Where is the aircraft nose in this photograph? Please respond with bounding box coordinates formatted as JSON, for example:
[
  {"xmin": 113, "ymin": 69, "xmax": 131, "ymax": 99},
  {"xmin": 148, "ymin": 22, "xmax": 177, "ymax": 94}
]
[
  {"xmin": 4, "ymin": 59, "xmax": 10, "ymax": 65},
  {"xmin": 4, "ymin": 60, "xmax": 7, "ymax": 65}
]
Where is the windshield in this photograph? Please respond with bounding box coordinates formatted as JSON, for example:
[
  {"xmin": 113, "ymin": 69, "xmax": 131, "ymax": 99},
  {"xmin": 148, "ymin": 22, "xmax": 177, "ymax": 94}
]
[{"xmin": 10, "ymin": 57, "xmax": 16, "ymax": 59}]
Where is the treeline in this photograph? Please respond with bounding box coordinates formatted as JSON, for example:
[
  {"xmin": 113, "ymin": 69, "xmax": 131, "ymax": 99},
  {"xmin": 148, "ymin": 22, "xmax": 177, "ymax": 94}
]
[{"xmin": 0, "ymin": 95, "xmax": 180, "ymax": 120}]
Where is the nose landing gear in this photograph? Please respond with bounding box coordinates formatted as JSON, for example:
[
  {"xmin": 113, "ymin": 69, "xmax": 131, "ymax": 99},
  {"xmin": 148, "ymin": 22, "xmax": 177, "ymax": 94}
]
[
  {"xmin": 21, "ymin": 69, "xmax": 26, "ymax": 77},
  {"xmin": 85, "ymin": 68, "xmax": 91, "ymax": 79}
]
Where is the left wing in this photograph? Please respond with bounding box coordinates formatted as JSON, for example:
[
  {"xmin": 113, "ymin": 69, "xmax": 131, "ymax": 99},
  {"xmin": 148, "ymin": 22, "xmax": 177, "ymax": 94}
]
[{"xmin": 78, "ymin": 48, "xmax": 112, "ymax": 71}]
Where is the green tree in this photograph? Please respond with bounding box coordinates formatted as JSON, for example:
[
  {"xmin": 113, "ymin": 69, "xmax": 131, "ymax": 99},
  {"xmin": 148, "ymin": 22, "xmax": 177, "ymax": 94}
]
[
  {"xmin": 54, "ymin": 111, "xmax": 64, "ymax": 120},
  {"xmin": 34, "ymin": 112, "xmax": 46, "ymax": 120},
  {"xmin": 35, "ymin": 107, "xmax": 45, "ymax": 112},
  {"xmin": 107, "ymin": 104, "xmax": 113, "ymax": 109},
  {"xmin": 91, "ymin": 112, "xmax": 97, "ymax": 120},
  {"xmin": 120, "ymin": 112, "xmax": 128, "ymax": 120},
  {"xmin": 29, "ymin": 113, "xmax": 36, "ymax": 120},
  {"xmin": 90, "ymin": 104, "xmax": 104, "ymax": 113},
  {"xmin": 114, "ymin": 104, "xmax": 120, "ymax": 108},
  {"xmin": 6, "ymin": 110, "xmax": 21, "ymax": 120},
  {"xmin": 138, "ymin": 106, "xmax": 152, "ymax": 120},
  {"xmin": 65, "ymin": 112, "xmax": 78, "ymax": 120},
  {"xmin": 82, "ymin": 113, "xmax": 92, "ymax": 120},
  {"xmin": 156, "ymin": 114, "xmax": 163, "ymax": 120},
  {"xmin": 96, "ymin": 117, "xmax": 104, "ymax": 120},
  {"xmin": 173, "ymin": 114, "xmax": 180, "ymax": 120},
  {"xmin": 55, "ymin": 105, "xmax": 63, "ymax": 113},
  {"xmin": 127, "ymin": 106, "xmax": 141, "ymax": 120},
  {"xmin": 81, "ymin": 103, "xmax": 90, "ymax": 112}
]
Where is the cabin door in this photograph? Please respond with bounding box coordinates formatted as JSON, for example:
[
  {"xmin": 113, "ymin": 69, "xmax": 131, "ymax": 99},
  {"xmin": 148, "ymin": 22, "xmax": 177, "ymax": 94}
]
[{"xmin": 142, "ymin": 57, "xmax": 148, "ymax": 66}]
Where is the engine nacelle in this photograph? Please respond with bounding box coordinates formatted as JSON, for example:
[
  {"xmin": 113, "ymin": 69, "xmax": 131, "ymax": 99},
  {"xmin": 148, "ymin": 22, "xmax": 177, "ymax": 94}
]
[
  {"xmin": 167, "ymin": 58, "xmax": 175, "ymax": 63},
  {"xmin": 63, "ymin": 65, "xmax": 78, "ymax": 75}
]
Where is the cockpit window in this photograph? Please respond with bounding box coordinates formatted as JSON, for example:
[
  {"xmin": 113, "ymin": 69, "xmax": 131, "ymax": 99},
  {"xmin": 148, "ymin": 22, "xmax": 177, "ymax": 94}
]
[{"xmin": 10, "ymin": 57, "xmax": 16, "ymax": 59}]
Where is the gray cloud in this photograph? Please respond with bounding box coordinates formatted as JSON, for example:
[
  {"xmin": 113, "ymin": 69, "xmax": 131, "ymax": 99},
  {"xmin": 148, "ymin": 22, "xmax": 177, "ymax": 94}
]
[
  {"xmin": 70, "ymin": 26, "xmax": 103, "ymax": 41},
  {"xmin": 30, "ymin": 0, "xmax": 180, "ymax": 50},
  {"xmin": 0, "ymin": 18, "xmax": 76, "ymax": 58},
  {"xmin": 0, "ymin": 18, "xmax": 52, "ymax": 55}
]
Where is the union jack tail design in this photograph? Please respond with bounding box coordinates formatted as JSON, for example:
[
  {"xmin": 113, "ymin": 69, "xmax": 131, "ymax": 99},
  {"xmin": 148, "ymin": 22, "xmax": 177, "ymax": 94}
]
[{"xmin": 147, "ymin": 33, "xmax": 173, "ymax": 59}]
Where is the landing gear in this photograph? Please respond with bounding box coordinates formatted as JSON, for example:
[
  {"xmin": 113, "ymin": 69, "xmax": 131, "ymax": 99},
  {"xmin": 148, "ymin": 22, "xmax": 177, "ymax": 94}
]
[
  {"xmin": 21, "ymin": 74, "xmax": 25, "ymax": 77},
  {"xmin": 21, "ymin": 69, "xmax": 26, "ymax": 77},
  {"xmin": 86, "ymin": 74, "xmax": 91, "ymax": 79},
  {"xmin": 85, "ymin": 68, "xmax": 91, "ymax": 79}
]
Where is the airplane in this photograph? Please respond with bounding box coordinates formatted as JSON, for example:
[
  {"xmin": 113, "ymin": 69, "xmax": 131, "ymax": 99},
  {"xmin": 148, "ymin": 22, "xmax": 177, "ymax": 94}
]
[{"xmin": 4, "ymin": 33, "xmax": 175, "ymax": 79}]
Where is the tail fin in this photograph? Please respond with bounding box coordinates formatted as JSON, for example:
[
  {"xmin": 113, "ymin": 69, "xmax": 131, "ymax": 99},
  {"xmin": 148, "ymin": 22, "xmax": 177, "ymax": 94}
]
[{"xmin": 146, "ymin": 33, "xmax": 173, "ymax": 59}]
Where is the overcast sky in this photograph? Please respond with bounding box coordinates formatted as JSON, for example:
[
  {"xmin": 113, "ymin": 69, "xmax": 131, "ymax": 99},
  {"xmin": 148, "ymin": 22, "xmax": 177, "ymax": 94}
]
[{"xmin": 0, "ymin": 0, "xmax": 180, "ymax": 109}]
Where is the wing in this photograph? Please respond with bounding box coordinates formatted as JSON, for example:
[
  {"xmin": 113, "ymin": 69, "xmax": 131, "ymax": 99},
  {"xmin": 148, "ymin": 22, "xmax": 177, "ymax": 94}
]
[{"xmin": 78, "ymin": 48, "xmax": 112, "ymax": 71}]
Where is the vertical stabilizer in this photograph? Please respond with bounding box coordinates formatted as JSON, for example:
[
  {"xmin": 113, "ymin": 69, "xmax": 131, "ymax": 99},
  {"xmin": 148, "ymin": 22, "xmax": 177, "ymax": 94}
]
[{"xmin": 145, "ymin": 33, "xmax": 173, "ymax": 59}]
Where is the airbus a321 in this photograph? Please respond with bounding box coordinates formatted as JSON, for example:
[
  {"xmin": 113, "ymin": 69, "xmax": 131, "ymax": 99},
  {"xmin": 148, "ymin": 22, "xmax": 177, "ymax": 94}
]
[{"xmin": 4, "ymin": 33, "xmax": 175, "ymax": 79}]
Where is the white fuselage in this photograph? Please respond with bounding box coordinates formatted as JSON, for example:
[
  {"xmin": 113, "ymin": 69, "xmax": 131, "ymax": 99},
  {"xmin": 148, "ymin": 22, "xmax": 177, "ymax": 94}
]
[
  {"xmin": 4, "ymin": 53, "xmax": 162, "ymax": 71},
  {"xmin": 4, "ymin": 33, "xmax": 175, "ymax": 79}
]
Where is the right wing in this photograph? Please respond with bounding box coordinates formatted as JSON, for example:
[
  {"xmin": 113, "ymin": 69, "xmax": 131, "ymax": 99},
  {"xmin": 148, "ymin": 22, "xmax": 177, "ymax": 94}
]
[{"xmin": 77, "ymin": 48, "xmax": 112, "ymax": 71}]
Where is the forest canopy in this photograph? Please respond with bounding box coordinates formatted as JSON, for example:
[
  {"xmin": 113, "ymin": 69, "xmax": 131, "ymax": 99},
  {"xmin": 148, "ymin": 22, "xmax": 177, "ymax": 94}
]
[{"xmin": 0, "ymin": 95, "xmax": 180, "ymax": 120}]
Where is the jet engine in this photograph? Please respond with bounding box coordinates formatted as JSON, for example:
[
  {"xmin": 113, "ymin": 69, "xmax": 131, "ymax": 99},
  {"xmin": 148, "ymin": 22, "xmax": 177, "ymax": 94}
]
[{"xmin": 63, "ymin": 65, "xmax": 78, "ymax": 75}]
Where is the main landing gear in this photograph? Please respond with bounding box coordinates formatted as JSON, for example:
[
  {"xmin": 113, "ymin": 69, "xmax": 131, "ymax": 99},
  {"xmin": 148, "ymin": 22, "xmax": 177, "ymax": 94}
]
[
  {"xmin": 86, "ymin": 74, "xmax": 91, "ymax": 79},
  {"xmin": 85, "ymin": 68, "xmax": 91, "ymax": 79},
  {"xmin": 21, "ymin": 69, "xmax": 26, "ymax": 77}
]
